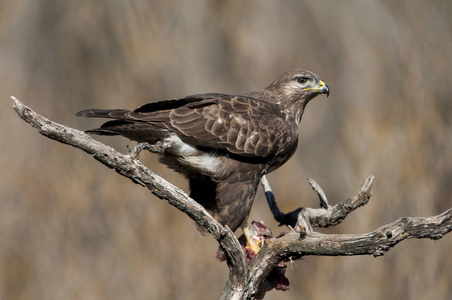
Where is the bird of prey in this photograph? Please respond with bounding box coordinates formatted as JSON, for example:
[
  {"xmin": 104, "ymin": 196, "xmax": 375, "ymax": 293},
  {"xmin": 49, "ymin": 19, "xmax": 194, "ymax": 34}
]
[{"xmin": 76, "ymin": 69, "xmax": 329, "ymax": 235}]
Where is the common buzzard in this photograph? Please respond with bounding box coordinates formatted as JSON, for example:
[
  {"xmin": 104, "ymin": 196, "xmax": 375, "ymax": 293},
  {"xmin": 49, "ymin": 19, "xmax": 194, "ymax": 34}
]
[{"xmin": 76, "ymin": 69, "xmax": 329, "ymax": 234}]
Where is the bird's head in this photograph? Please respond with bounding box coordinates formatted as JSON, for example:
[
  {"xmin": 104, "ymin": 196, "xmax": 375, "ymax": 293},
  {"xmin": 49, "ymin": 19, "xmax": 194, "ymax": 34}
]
[
  {"xmin": 265, "ymin": 69, "xmax": 330, "ymax": 122},
  {"xmin": 270, "ymin": 69, "xmax": 330, "ymax": 101}
]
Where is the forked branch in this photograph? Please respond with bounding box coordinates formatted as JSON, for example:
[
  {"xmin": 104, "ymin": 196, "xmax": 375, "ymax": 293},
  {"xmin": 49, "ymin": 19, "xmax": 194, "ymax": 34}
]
[
  {"xmin": 261, "ymin": 175, "xmax": 374, "ymax": 232},
  {"xmin": 11, "ymin": 97, "xmax": 248, "ymax": 284},
  {"xmin": 12, "ymin": 97, "xmax": 452, "ymax": 300}
]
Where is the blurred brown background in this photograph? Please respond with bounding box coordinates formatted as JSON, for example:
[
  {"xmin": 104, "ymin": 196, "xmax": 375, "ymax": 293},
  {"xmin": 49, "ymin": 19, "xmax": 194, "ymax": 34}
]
[{"xmin": 1, "ymin": 1, "xmax": 451, "ymax": 299}]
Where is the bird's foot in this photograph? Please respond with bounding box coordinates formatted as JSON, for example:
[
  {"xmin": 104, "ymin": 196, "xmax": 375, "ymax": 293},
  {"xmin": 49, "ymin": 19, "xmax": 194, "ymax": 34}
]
[
  {"xmin": 216, "ymin": 221, "xmax": 289, "ymax": 294},
  {"xmin": 243, "ymin": 227, "xmax": 262, "ymax": 255},
  {"xmin": 128, "ymin": 141, "xmax": 173, "ymax": 159},
  {"xmin": 128, "ymin": 142, "xmax": 153, "ymax": 159},
  {"xmin": 243, "ymin": 222, "xmax": 272, "ymax": 261}
]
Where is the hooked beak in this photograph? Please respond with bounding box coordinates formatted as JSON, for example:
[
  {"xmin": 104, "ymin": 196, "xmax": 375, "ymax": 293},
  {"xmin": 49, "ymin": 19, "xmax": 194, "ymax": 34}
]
[
  {"xmin": 304, "ymin": 79, "xmax": 330, "ymax": 97},
  {"xmin": 318, "ymin": 80, "xmax": 330, "ymax": 97}
]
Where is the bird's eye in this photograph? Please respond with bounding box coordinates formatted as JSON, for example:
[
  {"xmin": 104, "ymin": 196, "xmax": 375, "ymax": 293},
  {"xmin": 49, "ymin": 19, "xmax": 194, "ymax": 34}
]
[{"xmin": 296, "ymin": 77, "xmax": 308, "ymax": 84}]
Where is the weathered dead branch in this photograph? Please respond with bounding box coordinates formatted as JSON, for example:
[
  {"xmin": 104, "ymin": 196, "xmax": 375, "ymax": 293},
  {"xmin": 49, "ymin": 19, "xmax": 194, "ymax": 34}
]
[{"xmin": 13, "ymin": 97, "xmax": 452, "ymax": 300}]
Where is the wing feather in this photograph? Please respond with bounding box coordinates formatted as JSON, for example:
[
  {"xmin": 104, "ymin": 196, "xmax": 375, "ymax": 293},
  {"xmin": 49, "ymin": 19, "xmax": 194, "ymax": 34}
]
[
  {"xmin": 78, "ymin": 93, "xmax": 295, "ymax": 159},
  {"xmin": 166, "ymin": 95, "xmax": 294, "ymax": 158}
]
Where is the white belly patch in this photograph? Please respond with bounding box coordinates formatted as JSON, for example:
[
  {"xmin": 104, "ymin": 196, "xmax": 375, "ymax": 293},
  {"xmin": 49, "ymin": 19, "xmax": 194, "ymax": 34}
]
[{"xmin": 162, "ymin": 134, "xmax": 222, "ymax": 175}]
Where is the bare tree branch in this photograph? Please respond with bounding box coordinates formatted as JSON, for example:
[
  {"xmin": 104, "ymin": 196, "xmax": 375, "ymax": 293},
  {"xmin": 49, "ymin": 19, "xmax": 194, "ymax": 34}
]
[
  {"xmin": 251, "ymin": 208, "xmax": 452, "ymax": 279},
  {"xmin": 261, "ymin": 175, "xmax": 374, "ymax": 231},
  {"xmin": 253, "ymin": 175, "xmax": 451, "ymax": 298},
  {"xmin": 12, "ymin": 97, "xmax": 452, "ymax": 300},
  {"xmin": 11, "ymin": 97, "xmax": 248, "ymax": 282}
]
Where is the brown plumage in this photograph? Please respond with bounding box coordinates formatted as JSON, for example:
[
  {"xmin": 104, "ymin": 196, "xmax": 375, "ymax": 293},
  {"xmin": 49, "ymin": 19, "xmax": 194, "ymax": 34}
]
[{"xmin": 76, "ymin": 69, "xmax": 330, "ymax": 232}]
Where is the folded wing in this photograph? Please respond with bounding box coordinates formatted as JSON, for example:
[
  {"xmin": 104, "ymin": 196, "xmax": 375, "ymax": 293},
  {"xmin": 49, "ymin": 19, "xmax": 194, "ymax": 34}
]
[{"xmin": 76, "ymin": 94, "xmax": 293, "ymax": 159}]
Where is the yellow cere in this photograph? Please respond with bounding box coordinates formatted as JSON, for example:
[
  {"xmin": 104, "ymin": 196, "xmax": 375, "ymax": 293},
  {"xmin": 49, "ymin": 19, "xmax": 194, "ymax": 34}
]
[{"xmin": 304, "ymin": 80, "xmax": 326, "ymax": 91}]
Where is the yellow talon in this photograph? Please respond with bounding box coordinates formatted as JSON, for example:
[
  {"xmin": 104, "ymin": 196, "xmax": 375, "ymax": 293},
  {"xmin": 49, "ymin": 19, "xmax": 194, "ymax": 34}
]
[{"xmin": 243, "ymin": 227, "xmax": 261, "ymax": 254}]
